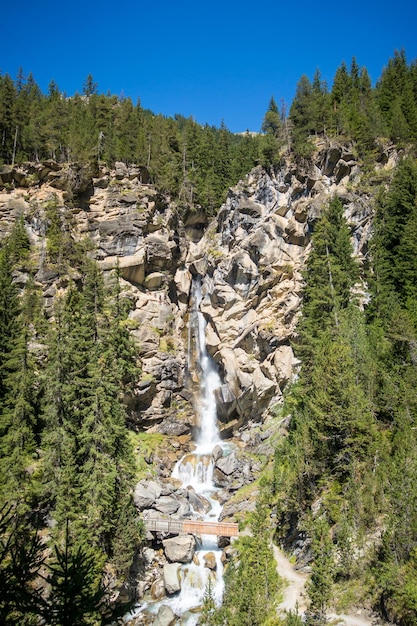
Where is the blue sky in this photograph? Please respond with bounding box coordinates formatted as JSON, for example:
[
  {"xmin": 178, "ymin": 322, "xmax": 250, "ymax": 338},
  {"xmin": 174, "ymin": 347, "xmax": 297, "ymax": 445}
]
[{"xmin": 1, "ymin": 0, "xmax": 416, "ymax": 132}]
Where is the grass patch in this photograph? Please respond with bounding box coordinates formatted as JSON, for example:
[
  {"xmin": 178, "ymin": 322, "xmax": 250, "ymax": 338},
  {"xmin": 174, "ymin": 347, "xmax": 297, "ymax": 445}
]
[{"xmin": 129, "ymin": 431, "xmax": 166, "ymax": 479}]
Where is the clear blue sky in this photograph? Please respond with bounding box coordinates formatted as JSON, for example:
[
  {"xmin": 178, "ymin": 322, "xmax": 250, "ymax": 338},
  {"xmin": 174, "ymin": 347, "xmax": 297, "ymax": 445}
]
[{"xmin": 1, "ymin": 0, "xmax": 416, "ymax": 133}]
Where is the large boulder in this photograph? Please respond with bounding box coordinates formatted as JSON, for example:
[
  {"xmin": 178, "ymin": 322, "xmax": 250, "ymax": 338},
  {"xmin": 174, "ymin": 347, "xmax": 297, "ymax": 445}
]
[
  {"xmin": 153, "ymin": 605, "xmax": 176, "ymax": 626},
  {"xmin": 133, "ymin": 481, "xmax": 162, "ymax": 510},
  {"xmin": 215, "ymin": 452, "xmax": 238, "ymax": 476},
  {"xmin": 145, "ymin": 234, "xmax": 175, "ymax": 272},
  {"xmin": 203, "ymin": 552, "xmax": 217, "ymax": 570},
  {"xmin": 162, "ymin": 535, "xmax": 196, "ymax": 563},
  {"xmin": 154, "ymin": 496, "xmax": 180, "ymax": 515},
  {"xmin": 163, "ymin": 563, "xmax": 181, "ymax": 594},
  {"xmin": 186, "ymin": 487, "xmax": 211, "ymax": 514}
]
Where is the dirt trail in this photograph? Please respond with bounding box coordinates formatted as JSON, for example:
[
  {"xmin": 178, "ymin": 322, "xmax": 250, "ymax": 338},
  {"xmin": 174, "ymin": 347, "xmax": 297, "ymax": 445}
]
[
  {"xmin": 273, "ymin": 544, "xmax": 385, "ymax": 626},
  {"xmin": 273, "ymin": 544, "xmax": 308, "ymax": 614}
]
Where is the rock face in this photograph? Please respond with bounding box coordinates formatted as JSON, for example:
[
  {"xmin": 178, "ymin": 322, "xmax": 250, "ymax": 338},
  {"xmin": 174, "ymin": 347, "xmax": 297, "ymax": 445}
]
[
  {"xmin": 183, "ymin": 139, "xmax": 381, "ymax": 431},
  {"xmin": 0, "ymin": 140, "xmax": 389, "ymax": 436}
]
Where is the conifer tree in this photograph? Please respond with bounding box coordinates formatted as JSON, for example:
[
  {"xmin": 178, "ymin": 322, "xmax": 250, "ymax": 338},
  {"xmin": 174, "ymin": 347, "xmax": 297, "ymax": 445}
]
[
  {"xmin": 306, "ymin": 515, "xmax": 334, "ymax": 623},
  {"xmin": 370, "ymin": 157, "xmax": 417, "ymax": 327},
  {"xmin": 0, "ymin": 247, "xmax": 20, "ymax": 412},
  {"xmin": 262, "ymin": 96, "xmax": 282, "ymax": 137},
  {"xmin": 40, "ymin": 261, "xmax": 140, "ymax": 570},
  {"xmin": 217, "ymin": 495, "xmax": 281, "ymax": 625},
  {"xmin": 0, "ymin": 504, "xmax": 46, "ymax": 624},
  {"xmin": 0, "ymin": 74, "xmax": 17, "ymax": 163},
  {"xmin": 46, "ymin": 521, "xmax": 105, "ymax": 626},
  {"xmin": 296, "ymin": 196, "xmax": 358, "ymax": 373},
  {"xmin": 290, "ymin": 75, "xmax": 316, "ymax": 156}
]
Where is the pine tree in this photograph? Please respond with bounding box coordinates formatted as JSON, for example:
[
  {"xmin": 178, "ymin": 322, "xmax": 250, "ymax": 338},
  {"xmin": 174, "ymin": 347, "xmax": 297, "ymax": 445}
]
[
  {"xmin": 0, "ymin": 323, "xmax": 38, "ymax": 505},
  {"xmin": 290, "ymin": 75, "xmax": 316, "ymax": 156},
  {"xmin": 0, "ymin": 247, "xmax": 20, "ymax": 412},
  {"xmin": 45, "ymin": 521, "xmax": 105, "ymax": 626},
  {"xmin": 200, "ymin": 576, "xmax": 218, "ymax": 626},
  {"xmin": 305, "ymin": 328, "xmax": 375, "ymax": 479},
  {"xmin": 0, "ymin": 74, "xmax": 17, "ymax": 163},
  {"xmin": 262, "ymin": 96, "xmax": 282, "ymax": 138},
  {"xmin": 370, "ymin": 157, "xmax": 417, "ymax": 326},
  {"xmin": 306, "ymin": 515, "xmax": 334, "ymax": 623},
  {"xmin": 43, "ymin": 81, "xmax": 69, "ymax": 161},
  {"xmin": 218, "ymin": 496, "xmax": 281, "ymax": 625},
  {"xmin": 0, "ymin": 504, "xmax": 46, "ymax": 624},
  {"xmin": 310, "ymin": 68, "xmax": 331, "ymax": 136},
  {"xmin": 41, "ymin": 261, "xmax": 139, "ymax": 567},
  {"xmin": 82, "ymin": 74, "xmax": 98, "ymax": 97},
  {"xmin": 296, "ymin": 196, "xmax": 358, "ymax": 373}
]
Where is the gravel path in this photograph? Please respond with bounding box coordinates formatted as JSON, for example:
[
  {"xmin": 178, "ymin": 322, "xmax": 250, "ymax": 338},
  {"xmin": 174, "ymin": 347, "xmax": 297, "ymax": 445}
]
[
  {"xmin": 272, "ymin": 544, "xmax": 387, "ymax": 625},
  {"xmin": 273, "ymin": 544, "xmax": 308, "ymax": 614}
]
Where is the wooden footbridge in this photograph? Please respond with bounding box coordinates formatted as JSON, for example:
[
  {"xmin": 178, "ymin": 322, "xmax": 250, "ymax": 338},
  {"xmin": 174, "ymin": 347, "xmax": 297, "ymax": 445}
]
[{"xmin": 144, "ymin": 517, "xmax": 239, "ymax": 537}]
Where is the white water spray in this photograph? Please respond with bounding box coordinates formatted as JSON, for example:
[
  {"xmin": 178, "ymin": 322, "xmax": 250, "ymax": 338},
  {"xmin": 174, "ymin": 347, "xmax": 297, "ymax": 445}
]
[{"xmin": 191, "ymin": 277, "xmax": 222, "ymax": 454}]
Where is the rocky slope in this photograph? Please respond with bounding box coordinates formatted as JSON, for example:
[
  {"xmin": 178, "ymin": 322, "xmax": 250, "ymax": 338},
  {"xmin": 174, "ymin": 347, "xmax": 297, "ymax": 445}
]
[{"xmin": 0, "ymin": 140, "xmax": 400, "ymax": 440}]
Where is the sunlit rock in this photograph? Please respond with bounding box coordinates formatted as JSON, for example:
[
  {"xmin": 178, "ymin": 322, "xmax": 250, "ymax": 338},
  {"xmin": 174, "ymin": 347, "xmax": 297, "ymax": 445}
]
[
  {"xmin": 163, "ymin": 563, "xmax": 181, "ymax": 594},
  {"xmin": 154, "ymin": 496, "xmax": 180, "ymax": 515},
  {"xmin": 133, "ymin": 481, "xmax": 162, "ymax": 510},
  {"xmin": 153, "ymin": 604, "xmax": 176, "ymax": 626},
  {"xmin": 162, "ymin": 535, "xmax": 196, "ymax": 563},
  {"xmin": 150, "ymin": 577, "xmax": 165, "ymax": 600},
  {"xmin": 203, "ymin": 552, "xmax": 217, "ymax": 570}
]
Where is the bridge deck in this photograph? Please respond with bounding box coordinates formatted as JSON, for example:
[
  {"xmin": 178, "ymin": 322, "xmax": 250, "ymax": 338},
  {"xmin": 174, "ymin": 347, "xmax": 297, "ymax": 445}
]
[{"xmin": 144, "ymin": 517, "xmax": 239, "ymax": 537}]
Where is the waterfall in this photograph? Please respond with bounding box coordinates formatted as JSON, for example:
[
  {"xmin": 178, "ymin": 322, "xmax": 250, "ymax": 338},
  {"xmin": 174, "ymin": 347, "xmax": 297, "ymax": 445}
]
[
  {"xmin": 169, "ymin": 276, "xmax": 225, "ymax": 622},
  {"xmin": 130, "ymin": 276, "xmax": 227, "ymax": 624},
  {"xmin": 191, "ymin": 277, "xmax": 221, "ymax": 454}
]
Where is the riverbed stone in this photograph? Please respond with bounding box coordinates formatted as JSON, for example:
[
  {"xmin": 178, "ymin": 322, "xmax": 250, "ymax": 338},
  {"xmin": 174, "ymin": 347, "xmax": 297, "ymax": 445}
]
[
  {"xmin": 212, "ymin": 444, "xmax": 223, "ymax": 462},
  {"xmin": 154, "ymin": 495, "xmax": 180, "ymax": 515},
  {"xmin": 150, "ymin": 577, "xmax": 165, "ymax": 600},
  {"xmin": 142, "ymin": 547, "xmax": 156, "ymax": 564},
  {"xmin": 176, "ymin": 498, "xmax": 191, "ymax": 517},
  {"xmin": 153, "ymin": 604, "xmax": 176, "ymax": 626},
  {"xmin": 203, "ymin": 552, "xmax": 217, "ymax": 570},
  {"xmin": 215, "ymin": 452, "xmax": 238, "ymax": 476},
  {"xmin": 186, "ymin": 487, "xmax": 211, "ymax": 514},
  {"xmin": 163, "ymin": 563, "xmax": 181, "ymax": 594},
  {"xmin": 162, "ymin": 535, "xmax": 196, "ymax": 563}
]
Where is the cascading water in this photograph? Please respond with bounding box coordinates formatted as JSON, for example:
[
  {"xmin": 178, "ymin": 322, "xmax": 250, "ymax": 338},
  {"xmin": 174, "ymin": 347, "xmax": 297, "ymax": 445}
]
[
  {"xmin": 192, "ymin": 278, "xmax": 222, "ymax": 453},
  {"xmin": 169, "ymin": 276, "xmax": 226, "ymax": 623},
  {"xmin": 130, "ymin": 276, "xmax": 228, "ymax": 624}
]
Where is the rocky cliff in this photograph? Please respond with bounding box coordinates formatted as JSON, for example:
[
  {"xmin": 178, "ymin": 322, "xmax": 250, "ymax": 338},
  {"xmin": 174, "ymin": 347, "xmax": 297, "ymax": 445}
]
[{"xmin": 0, "ymin": 140, "xmax": 399, "ymax": 444}]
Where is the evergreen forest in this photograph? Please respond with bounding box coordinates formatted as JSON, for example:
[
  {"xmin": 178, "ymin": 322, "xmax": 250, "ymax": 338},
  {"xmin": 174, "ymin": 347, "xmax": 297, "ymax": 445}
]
[{"xmin": 1, "ymin": 50, "xmax": 417, "ymax": 625}]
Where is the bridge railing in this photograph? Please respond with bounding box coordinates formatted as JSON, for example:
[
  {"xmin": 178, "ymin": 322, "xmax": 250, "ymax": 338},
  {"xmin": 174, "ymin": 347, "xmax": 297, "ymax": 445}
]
[{"xmin": 144, "ymin": 517, "xmax": 239, "ymax": 537}]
